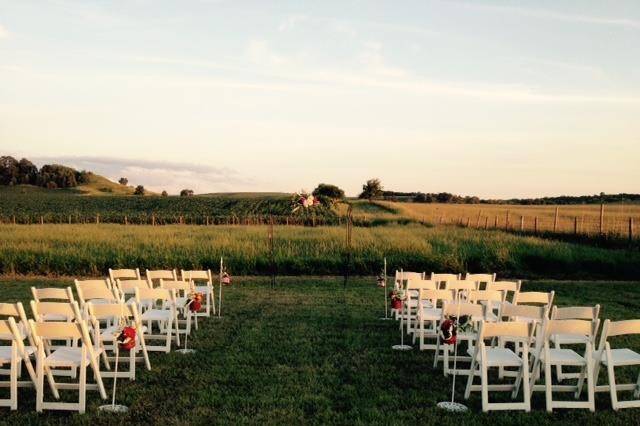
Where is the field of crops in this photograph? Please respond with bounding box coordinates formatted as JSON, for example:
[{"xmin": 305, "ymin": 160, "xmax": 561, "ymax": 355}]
[
  {"xmin": 0, "ymin": 189, "xmax": 337, "ymax": 225},
  {"xmin": 1, "ymin": 224, "xmax": 639, "ymax": 279},
  {"xmin": 380, "ymin": 201, "xmax": 640, "ymax": 238}
]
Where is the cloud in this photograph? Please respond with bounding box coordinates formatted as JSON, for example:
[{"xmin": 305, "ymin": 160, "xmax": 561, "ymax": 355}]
[{"xmin": 28, "ymin": 156, "xmax": 254, "ymax": 195}]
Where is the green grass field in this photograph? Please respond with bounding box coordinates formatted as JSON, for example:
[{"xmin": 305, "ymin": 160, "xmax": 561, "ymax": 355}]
[
  {"xmin": 1, "ymin": 224, "xmax": 640, "ymax": 279},
  {"xmin": 0, "ymin": 276, "xmax": 639, "ymax": 425}
]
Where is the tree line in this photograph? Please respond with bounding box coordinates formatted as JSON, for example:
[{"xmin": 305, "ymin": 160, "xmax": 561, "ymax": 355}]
[{"xmin": 0, "ymin": 156, "xmax": 90, "ymax": 189}]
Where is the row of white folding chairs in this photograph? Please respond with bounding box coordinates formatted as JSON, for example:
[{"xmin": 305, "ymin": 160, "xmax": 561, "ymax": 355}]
[
  {"xmin": 108, "ymin": 268, "xmax": 217, "ymax": 317},
  {"xmin": 395, "ymin": 271, "xmax": 497, "ymax": 289},
  {"xmin": 0, "ymin": 299, "xmax": 150, "ymax": 413}
]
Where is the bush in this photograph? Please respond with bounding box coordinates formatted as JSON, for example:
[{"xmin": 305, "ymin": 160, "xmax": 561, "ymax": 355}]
[
  {"xmin": 359, "ymin": 178, "xmax": 383, "ymax": 200},
  {"xmin": 134, "ymin": 185, "xmax": 145, "ymax": 195},
  {"xmin": 180, "ymin": 189, "xmax": 194, "ymax": 197},
  {"xmin": 118, "ymin": 177, "xmax": 128, "ymax": 186}
]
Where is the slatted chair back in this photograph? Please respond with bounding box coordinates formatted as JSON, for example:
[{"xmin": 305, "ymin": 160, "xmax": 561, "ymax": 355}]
[
  {"xmin": 465, "ymin": 273, "xmax": 496, "ymax": 290},
  {"xmin": 74, "ymin": 279, "xmax": 118, "ymax": 306},
  {"xmin": 486, "ymin": 280, "xmax": 521, "ymax": 304},
  {"xmin": 109, "ymin": 268, "xmax": 141, "ymax": 283},
  {"xmin": 146, "ymin": 269, "xmax": 178, "ymax": 288},
  {"xmin": 31, "ymin": 287, "xmax": 75, "ymax": 303}
]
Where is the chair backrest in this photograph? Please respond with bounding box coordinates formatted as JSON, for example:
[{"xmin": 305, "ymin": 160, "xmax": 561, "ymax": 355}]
[
  {"xmin": 551, "ymin": 305, "xmax": 600, "ymax": 321},
  {"xmin": 442, "ymin": 302, "xmax": 485, "ymax": 319},
  {"xmin": 109, "ymin": 268, "xmax": 141, "ymax": 282},
  {"xmin": 514, "ymin": 291, "xmax": 554, "ymax": 307},
  {"xmin": 31, "ymin": 286, "xmax": 75, "ymax": 303},
  {"xmin": 465, "ymin": 273, "xmax": 496, "ymax": 288},
  {"xmin": 87, "ymin": 302, "xmax": 143, "ymax": 328},
  {"xmin": 502, "ymin": 303, "xmax": 547, "ymax": 322},
  {"xmin": 31, "ymin": 301, "xmax": 82, "ymax": 322},
  {"xmin": 596, "ymin": 319, "xmax": 640, "ymax": 353},
  {"xmin": 395, "ymin": 271, "xmax": 425, "ymax": 286},
  {"xmin": 146, "ymin": 269, "xmax": 177, "ymax": 286},
  {"xmin": 75, "ymin": 279, "xmax": 117, "ymax": 305},
  {"xmin": 135, "ymin": 287, "xmax": 175, "ymax": 305},
  {"xmin": 418, "ymin": 289, "xmax": 455, "ymax": 308},
  {"xmin": 445, "ymin": 280, "xmax": 478, "ymax": 292},
  {"xmin": 181, "ymin": 270, "xmax": 212, "ymax": 283},
  {"xmin": 431, "ymin": 273, "xmax": 460, "ymax": 284},
  {"xmin": 468, "ymin": 290, "xmax": 504, "ymax": 304},
  {"xmin": 486, "ymin": 280, "xmax": 521, "ymax": 303},
  {"xmin": 406, "ymin": 279, "xmax": 437, "ymax": 291},
  {"xmin": 115, "ymin": 279, "xmax": 152, "ymax": 295},
  {"xmin": 479, "ymin": 321, "xmax": 530, "ymax": 341},
  {"xmin": 160, "ymin": 279, "xmax": 193, "ymax": 296},
  {"xmin": 28, "ymin": 319, "xmax": 85, "ymax": 345},
  {"xmin": 544, "ymin": 319, "xmax": 593, "ymax": 341}
]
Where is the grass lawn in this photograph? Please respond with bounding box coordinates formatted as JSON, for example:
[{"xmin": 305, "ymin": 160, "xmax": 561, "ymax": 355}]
[{"xmin": 0, "ymin": 276, "xmax": 639, "ymax": 425}]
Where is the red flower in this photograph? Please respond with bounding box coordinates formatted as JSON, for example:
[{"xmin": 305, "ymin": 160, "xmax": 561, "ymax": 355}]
[{"xmin": 117, "ymin": 326, "xmax": 137, "ymax": 351}]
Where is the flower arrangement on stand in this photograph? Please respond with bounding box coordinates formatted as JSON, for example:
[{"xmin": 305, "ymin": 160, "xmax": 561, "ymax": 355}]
[
  {"xmin": 291, "ymin": 191, "xmax": 320, "ymax": 213},
  {"xmin": 389, "ymin": 288, "xmax": 406, "ymax": 310},
  {"xmin": 376, "ymin": 270, "xmax": 386, "ymax": 288},
  {"xmin": 187, "ymin": 292, "xmax": 204, "ymax": 313},
  {"xmin": 221, "ymin": 271, "xmax": 232, "ymax": 286},
  {"xmin": 439, "ymin": 315, "xmax": 472, "ymax": 345}
]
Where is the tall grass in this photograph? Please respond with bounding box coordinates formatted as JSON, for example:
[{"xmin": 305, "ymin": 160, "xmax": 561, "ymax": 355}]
[{"xmin": 1, "ymin": 224, "xmax": 639, "ymax": 279}]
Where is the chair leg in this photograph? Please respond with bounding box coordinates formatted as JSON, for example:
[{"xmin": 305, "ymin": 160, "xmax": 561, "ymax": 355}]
[
  {"xmin": 10, "ymin": 350, "xmax": 18, "ymax": 410},
  {"xmin": 464, "ymin": 358, "xmax": 476, "ymax": 399},
  {"xmin": 522, "ymin": 360, "xmax": 531, "ymax": 412},
  {"xmin": 607, "ymin": 362, "xmax": 619, "ymax": 410},
  {"xmin": 545, "ymin": 358, "xmax": 553, "ymax": 412},
  {"xmin": 79, "ymin": 360, "xmax": 86, "ymax": 414},
  {"xmin": 555, "ymin": 340, "xmax": 563, "ymax": 381},
  {"xmin": 36, "ymin": 356, "xmax": 44, "ymax": 412},
  {"xmin": 481, "ymin": 364, "xmax": 489, "ymax": 412}
]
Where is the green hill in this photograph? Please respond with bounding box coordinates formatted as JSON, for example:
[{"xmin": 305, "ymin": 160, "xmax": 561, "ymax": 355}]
[{"xmin": 0, "ymin": 173, "xmax": 155, "ymax": 196}]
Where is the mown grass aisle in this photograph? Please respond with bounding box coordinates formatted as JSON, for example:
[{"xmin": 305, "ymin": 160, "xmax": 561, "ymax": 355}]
[{"xmin": 1, "ymin": 277, "xmax": 639, "ymax": 425}]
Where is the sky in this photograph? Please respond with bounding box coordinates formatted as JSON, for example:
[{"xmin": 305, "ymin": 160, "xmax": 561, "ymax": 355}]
[{"xmin": 0, "ymin": 0, "xmax": 639, "ymax": 197}]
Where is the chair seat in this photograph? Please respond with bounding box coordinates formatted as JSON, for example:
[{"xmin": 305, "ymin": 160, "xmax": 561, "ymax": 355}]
[
  {"xmin": 550, "ymin": 333, "xmax": 590, "ymax": 345},
  {"xmin": 599, "ymin": 348, "xmax": 640, "ymax": 366},
  {"xmin": 541, "ymin": 348, "xmax": 586, "ymax": 365},
  {"xmin": 0, "ymin": 345, "xmax": 35, "ymax": 363},
  {"xmin": 141, "ymin": 309, "xmax": 173, "ymax": 322},
  {"xmin": 468, "ymin": 347, "xmax": 523, "ymax": 367},
  {"xmin": 45, "ymin": 347, "xmax": 102, "ymax": 367}
]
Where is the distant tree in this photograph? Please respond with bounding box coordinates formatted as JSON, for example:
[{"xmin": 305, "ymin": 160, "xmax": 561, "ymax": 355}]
[
  {"xmin": 134, "ymin": 185, "xmax": 145, "ymax": 195},
  {"xmin": 76, "ymin": 170, "xmax": 91, "ymax": 184},
  {"xmin": 17, "ymin": 158, "xmax": 38, "ymax": 185},
  {"xmin": 161, "ymin": 190, "xmax": 168, "ymax": 197},
  {"xmin": 0, "ymin": 156, "xmax": 19, "ymax": 185},
  {"xmin": 312, "ymin": 183, "xmax": 345, "ymax": 205},
  {"xmin": 37, "ymin": 164, "xmax": 78, "ymax": 188},
  {"xmin": 180, "ymin": 189, "xmax": 194, "ymax": 197},
  {"xmin": 358, "ymin": 178, "xmax": 383, "ymax": 200},
  {"xmin": 118, "ymin": 177, "xmax": 128, "ymax": 186}
]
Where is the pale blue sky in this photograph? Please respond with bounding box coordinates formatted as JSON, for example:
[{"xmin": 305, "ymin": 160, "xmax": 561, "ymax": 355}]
[{"xmin": 1, "ymin": 0, "xmax": 639, "ymax": 196}]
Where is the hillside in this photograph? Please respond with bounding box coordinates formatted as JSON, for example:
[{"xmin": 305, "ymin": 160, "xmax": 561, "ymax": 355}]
[{"xmin": 0, "ymin": 173, "xmax": 155, "ymax": 196}]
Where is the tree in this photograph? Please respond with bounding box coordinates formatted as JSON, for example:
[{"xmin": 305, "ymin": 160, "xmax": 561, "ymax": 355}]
[
  {"xmin": 0, "ymin": 156, "xmax": 19, "ymax": 185},
  {"xmin": 161, "ymin": 190, "xmax": 168, "ymax": 197},
  {"xmin": 358, "ymin": 178, "xmax": 383, "ymax": 200},
  {"xmin": 17, "ymin": 158, "xmax": 38, "ymax": 185},
  {"xmin": 312, "ymin": 183, "xmax": 344, "ymax": 202},
  {"xmin": 180, "ymin": 189, "xmax": 194, "ymax": 197},
  {"xmin": 134, "ymin": 185, "xmax": 145, "ymax": 195},
  {"xmin": 118, "ymin": 177, "xmax": 128, "ymax": 186},
  {"xmin": 37, "ymin": 164, "xmax": 78, "ymax": 188}
]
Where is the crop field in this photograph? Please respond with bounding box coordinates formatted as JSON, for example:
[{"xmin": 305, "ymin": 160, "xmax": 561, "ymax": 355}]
[
  {"xmin": 1, "ymin": 224, "xmax": 640, "ymax": 279},
  {"xmin": 376, "ymin": 201, "xmax": 640, "ymax": 238},
  {"xmin": 0, "ymin": 190, "xmax": 336, "ymax": 225},
  {"xmin": 0, "ymin": 276, "xmax": 638, "ymax": 425}
]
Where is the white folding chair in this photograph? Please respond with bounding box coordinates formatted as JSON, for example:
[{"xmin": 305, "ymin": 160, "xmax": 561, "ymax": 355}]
[
  {"xmin": 416, "ymin": 289, "xmax": 455, "ymax": 351},
  {"xmin": 433, "ymin": 301, "xmax": 485, "ymax": 376},
  {"xmin": 0, "ymin": 303, "xmax": 37, "ymax": 387},
  {"xmin": 181, "ymin": 269, "xmax": 216, "ymax": 317},
  {"xmin": 86, "ymin": 302, "xmax": 151, "ymax": 380},
  {"xmin": 392, "ymin": 270, "xmax": 425, "ymax": 319},
  {"xmin": 445, "ymin": 280, "xmax": 478, "ymax": 301},
  {"xmin": 29, "ymin": 318, "xmax": 107, "ymax": 414},
  {"xmin": 0, "ymin": 318, "xmax": 38, "ymax": 410},
  {"xmin": 31, "ymin": 287, "xmax": 75, "ymax": 321},
  {"xmin": 465, "ymin": 273, "xmax": 496, "ymax": 290},
  {"xmin": 431, "ymin": 273, "xmax": 461, "ymax": 289},
  {"xmin": 146, "ymin": 269, "xmax": 178, "ymax": 288},
  {"xmin": 403, "ymin": 280, "xmax": 436, "ymax": 338},
  {"xmin": 550, "ymin": 305, "xmax": 600, "ymax": 381},
  {"xmin": 487, "ymin": 280, "xmax": 521, "ymax": 308},
  {"xmin": 75, "ymin": 279, "xmax": 119, "ymax": 307},
  {"xmin": 160, "ymin": 279, "xmax": 196, "ymax": 334},
  {"xmin": 135, "ymin": 287, "xmax": 177, "ymax": 352},
  {"xmin": 594, "ymin": 319, "xmax": 640, "ymax": 410},
  {"xmin": 115, "ymin": 279, "xmax": 152, "ymax": 308},
  {"xmin": 468, "ymin": 290, "xmax": 504, "ymax": 322},
  {"xmin": 499, "ymin": 303, "xmax": 547, "ymax": 379},
  {"xmin": 464, "ymin": 321, "xmax": 532, "ymax": 412},
  {"xmin": 108, "ymin": 268, "xmax": 141, "ymax": 287},
  {"xmin": 529, "ymin": 319, "xmax": 595, "ymax": 412}
]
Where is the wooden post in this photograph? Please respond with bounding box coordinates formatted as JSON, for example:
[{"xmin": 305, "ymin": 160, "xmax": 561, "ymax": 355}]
[
  {"xmin": 505, "ymin": 210, "xmax": 510, "ymax": 230},
  {"xmin": 40, "ymin": 216, "xmax": 44, "ymax": 225},
  {"xmin": 574, "ymin": 217, "xmax": 578, "ymax": 234},
  {"xmin": 599, "ymin": 203, "xmax": 605, "ymax": 234},
  {"xmin": 476, "ymin": 210, "xmax": 482, "ymax": 228},
  {"xmin": 553, "ymin": 206, "xmax": 559, "ymax": 233},
  {"xmin": 68, "ymin": 215, "xmax": 72, "ymax": 225},
  {"xmin": 206, "ymin": 216, "xmax": 210, "ymax": 226},
  {"xmin": 466, "ymin": 217, "xmax": 470, "ymax": 227},
  {"xmin": 629, "ymin": 217, "xmax": 634, "ymax": 242},
  {"xmin": 520, "ymin": 216, "xmax": 524, "ymax": 231},
  {"xmin": 484, "ymin": 216, "xmax": 488, "ymax": 230},
  {"xmin": 124, "ymin": 215, "xmax": 128, "ymax": 225},
  {"xmin": 96, "ymin": 213, "xmax": 100, "ymax": 224},
  {"xmin": 534, "ymin": 216, "xmax": 539, "ymax": 234},
  {"xmin": 152, "ymin": 214, "xmax": 156, "ymax": 226},
  {"xmin": 269, "ymin": 215, "xmax": 275, "ymax": 288},
  {"xmin": 344, "ymin": 205, "xmax": 353, "ymax": 288},
  {"xmin": 494, "ymin": 216, "xmax": 498, "ymax": 229},
  {"xmin": 12, "ymin": 215, "xmax": 15, "ymax": 224},
  {"xmin": 179, "ymin": 215, "xmax": 184, "ymax": 225}
]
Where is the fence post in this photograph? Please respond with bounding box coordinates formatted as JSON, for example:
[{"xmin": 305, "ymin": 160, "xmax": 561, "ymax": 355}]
[
  {"xmin": 466, "ymin": 217, "xmax": 470, "ymax": 227},
  {"xmin": 553, "ymin": 206, "xmax": 559, "ymax": 233},
  {"xmin": 40, "ymin": 216, "xmax": 44, "ymax": 225},
  {"xmin": 534, "ymin": 216, "xmax": 539, "ymax": 234},
  {"xmin": 152, "ymin": 214, "xmax": 156, "ymax": 226},
  {"xmin": 494, "ymin": 216, "xmax": 498, "ymax": 229},
  {"xmin": 476, "ymin": 210, "xmax": 482, "ymax": 228},
  {"xmin": 505, "ymin": 210, "xmax": 510, "ymax": 230},
  {"xmin": 124, "ymin": 215, "xmax": 128, "ymax": 225},
  {"xmin": 574, "ymin": 216, "xmax": 578, "ymax": 234},
  {"xmin": 520, "ymin": 216, "xmax": 524, "ymax": 231},
  {"xmin": 12, "ymin": 215, "xmax": 16, "ymax": 224},
  {"xmin": 68, "ymin": 215, "xmax": 72, "ymax": 225},
  {"xmin": 96, "ymin": 213, "xmax": 100, "ymax": 224},
  {"xmin": 599, "ymin": 203, "xmax": 605, "ymax": 234},
  {"xmin": 630, "ymin": 217, "xmax": 634, "ymax": 242},
  {"xmin": 484, "ymin": 216, "xmax": 488, "ymax": 229}
]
